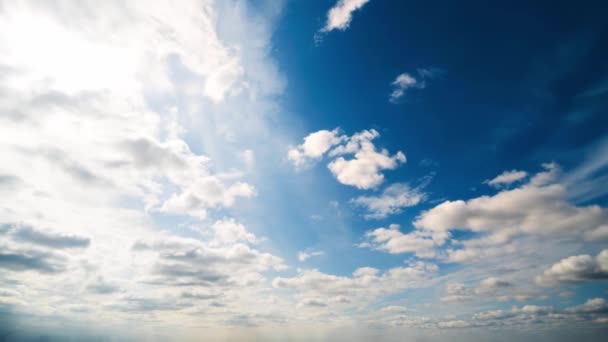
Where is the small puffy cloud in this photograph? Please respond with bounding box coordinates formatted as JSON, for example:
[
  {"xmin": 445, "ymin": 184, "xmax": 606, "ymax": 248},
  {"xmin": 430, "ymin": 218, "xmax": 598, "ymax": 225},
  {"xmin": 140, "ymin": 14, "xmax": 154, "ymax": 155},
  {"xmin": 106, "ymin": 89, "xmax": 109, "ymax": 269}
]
[
  {"xmin": 352, "ymin": 182, "xmax": 427, "ymax": 219},
  {"xmin": 484, "ymin": 170, "xmax": 528, "ymax": 187},
  {"xmin": 390, "ymin": 73, "xmax": 420, "ymax": 102},
  {"xmin": 478, "ymin": 277, "xmax": 512, "ymax": 291},
  {"xmin": 536, "ymin": 249, "xmax": 608, "ymax": 286},
  {"xmin": 389, "ymin": 68, "xmax": 442, "ymax": 103},
  {"xmin": 328, "ymin": 129, "xmax": 406, "ymax": 189},
  {"xmin": 287, "ymin": 128, "xmax": 345, "ymax": 168},
  {"xmin": 289, "ymin": 129, "xmax": 406, "ymax": 189},
  {"xmin": 360, "ymin": 224, "xmax": 437, "ymax": 258},
  {"xmin": 298, "ymin": 250, "xmax": 324, "ymax": 262},
  {"xmin": 319, "ymin": 0, "xmax": 371, "ymax": 33}
]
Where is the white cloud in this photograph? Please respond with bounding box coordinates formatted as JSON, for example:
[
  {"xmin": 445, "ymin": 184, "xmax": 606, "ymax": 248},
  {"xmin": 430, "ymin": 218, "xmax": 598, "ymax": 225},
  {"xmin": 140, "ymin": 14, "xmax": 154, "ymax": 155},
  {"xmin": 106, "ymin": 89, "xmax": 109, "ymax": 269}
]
[
  {"xmin": 289, "ymin": 129, "xmax": 406, "ymax": 189},
  {"xmin": 287, "ymin": 128, "xmax": 345, "ymax": 168},
  {"xmin": 390, "ymin": 73, "xmax": 420, "ymax": 102},
  {"xmin": 273, "ymin": 261, "xmax": 438, "ymax": 310},
  {"xmin": 328, "ymin": 129, "xmax": 406, "ymax": 189},
  {"xmin": 484, "ymin": 170, "xmax": 528, "ymax": 187},
  {"xmin": 211, "ymin": 218, "xmax": 257, "ymax": 245},
  {"xmin": 536, "ymin": 249, "xmax": 608, "ymax": 286},
  {"xmin": 412, "ymin": 164, "xmax": 608, "ymax": 261},
  {"xmin": 298, "ymin": 250, "xmax": 324, "ymax": 262},
  {"xmin": 0, "ymin": 0, "xmax": 291, "ymax": 331},
  {"xmin": 319, "ymin": 0, "xmax": 371, "ymax": 33},
  {"xmin": 360, "ymin": 224, "xmax": 437, "ymax": 258},
  {"xmin": 389, "ymin": 68, "xmax": 441, "ymax": 103},
  {"xmin": 352, "ymin": 182, "xmax": 427, "ymax": 219}
]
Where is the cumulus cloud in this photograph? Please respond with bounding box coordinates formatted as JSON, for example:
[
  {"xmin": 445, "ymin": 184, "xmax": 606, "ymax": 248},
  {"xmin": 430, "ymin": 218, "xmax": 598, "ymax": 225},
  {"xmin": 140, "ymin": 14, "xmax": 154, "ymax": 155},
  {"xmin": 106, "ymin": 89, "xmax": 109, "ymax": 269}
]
[
  {"xmin": 352, "ymin": 181, "xmax": 428, "ymax": 219},
  {"xmin": 536, "ymin": 249, "xmax": 608, "ymax": 286},
  {"xmin": 287, "ymin": 128, "xmax": 345, "ymax": 168},
  {"xmin": 328, "ymin": 129, "xmax": 406, "ymax": 189},
  {"xmin": 319, "ymin": 0, "xmax": 371, "ymax": 33},
  {"xmin": 411, "ymin": 164, "xmax": 608, "ymax": 262},
  {"xmin": 289, "ymin": 129, "xmax": 406, "ymax": 189},
  {"xmin": 484, "ymin": 170, "xmax": 528, "ymax": 187}
]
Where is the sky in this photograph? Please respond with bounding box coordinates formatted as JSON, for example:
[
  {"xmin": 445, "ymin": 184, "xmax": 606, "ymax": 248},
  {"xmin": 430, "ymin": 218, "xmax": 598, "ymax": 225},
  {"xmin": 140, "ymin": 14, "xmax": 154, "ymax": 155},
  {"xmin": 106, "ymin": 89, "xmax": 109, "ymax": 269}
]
[{"xmin": 0, "ymin": 0, "xmax": 607, "ymax": 341}]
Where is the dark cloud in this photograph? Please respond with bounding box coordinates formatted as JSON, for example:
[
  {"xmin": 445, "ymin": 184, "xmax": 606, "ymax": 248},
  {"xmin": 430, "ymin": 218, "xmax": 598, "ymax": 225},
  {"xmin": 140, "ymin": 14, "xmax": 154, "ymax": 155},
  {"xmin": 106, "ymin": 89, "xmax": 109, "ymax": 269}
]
[
  {"xmin": 12, "ymin": 225, "xmax": 90, "ymax": 249},
  {"xmin": 0, "ymin": 251, "xmax": 64, "ymax": 273}
]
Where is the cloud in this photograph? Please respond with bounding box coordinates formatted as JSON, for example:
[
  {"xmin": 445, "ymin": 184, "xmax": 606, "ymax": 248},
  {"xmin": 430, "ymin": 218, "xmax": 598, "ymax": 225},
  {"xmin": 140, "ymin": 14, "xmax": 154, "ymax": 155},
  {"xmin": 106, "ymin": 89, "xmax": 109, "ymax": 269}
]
[
  {"xmin": 567, "ymin": 298, "xmax": 608, "ymax": 314},
  {"xmin": 360, "ymin": 224, "xmax": 437, "ymax": 258},
  {"xmin": 536, "ymin": 249, "xmax": 608, "ymax": 286},
  {"xmin": 133, "ymin": 232, "xmax": 286, "ymax": 288},
  {"xmin": 287, "ymin": 128, "xmax": 345, "ymax": 168},
  {"xmin": 440, "ymin": 277, "xmax": 513, "ymax": 303},
  {"xmin": 411, "ymin": 164, "xmax": 608, "ymax": 262},
  {"xmin": 273, "ymin": 261, "xmax": 438, "ymax": 309},
  {"xmin": 0, "ymin": 0, "xmax": 292, "ymax": 329},
  {"xmin": 0, "ymin": 251, "xmax": 64, "ymax": 273},
  {"xmin": 289, "ymin": 129, "xmax": 406, "ymax": 189},
  {"xmin": 319, "ymin": 0, "xmax": 371, "ymax": 33},
  {"xmin": 389, "ymin": 68, "xmax": 442, "ymax": 103},
  {"xmin": 86, "ymin": 276, "xmax": 121, "ymax": 294},
  {"xmin": 328, "ymin": 129, "xmax": 406, "ymax": 189},
  {"xmin": 298, "ymin": 250, "xmax": 324, "ymax": 262},
  {"xmin": 211, "ymin": 218, "xmax": 258, "ymax": 245},
  {"xmin": 484, "ymin": 170, "xmax": 528, "ymax": 187},
  {"xmin": 10, "ymin": 224, "xmax": 90, "ymax": 249},
  {"xmin": 352, "ymin": 181, "xmax": 428, "ymax": 219}
]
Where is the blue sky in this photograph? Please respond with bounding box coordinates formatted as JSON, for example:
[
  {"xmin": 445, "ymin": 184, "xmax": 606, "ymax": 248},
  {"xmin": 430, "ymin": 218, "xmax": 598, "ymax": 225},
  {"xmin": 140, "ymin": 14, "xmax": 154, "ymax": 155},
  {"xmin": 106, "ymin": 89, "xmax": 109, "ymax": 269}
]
[{"xmin": 0, "ymin": 0, "xmax": 607, "ymax": 341}]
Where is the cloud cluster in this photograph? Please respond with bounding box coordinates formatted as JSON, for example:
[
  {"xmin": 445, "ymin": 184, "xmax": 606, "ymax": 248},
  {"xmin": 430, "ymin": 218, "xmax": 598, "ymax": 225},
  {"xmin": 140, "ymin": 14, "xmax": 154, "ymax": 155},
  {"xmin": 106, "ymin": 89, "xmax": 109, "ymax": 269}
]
[
  {"xmin": 273, "ymin": 261, "xmax": 438, "ymax": 309},
  {"xmin": 414, "ymin": 164, "xmax": 608, "ymax": 261},
  {"xmin": 0, "ymin": 0, "xmax": 291, "ymax": 331},
  {"xmin": 289, "ymin": 129, "xmax": 406, "ymax": 189},
  {"xmin": 536, "ymin": 249, "xmax": 608, "ymax": 286}
]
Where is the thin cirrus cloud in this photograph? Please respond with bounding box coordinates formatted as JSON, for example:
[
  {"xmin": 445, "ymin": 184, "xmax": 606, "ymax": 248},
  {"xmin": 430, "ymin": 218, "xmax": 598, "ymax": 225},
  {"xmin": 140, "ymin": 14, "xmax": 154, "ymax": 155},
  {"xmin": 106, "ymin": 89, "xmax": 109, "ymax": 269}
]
[{"xmin": 484, "ymin": 169, "xmax": 528, "ymax": 187}]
